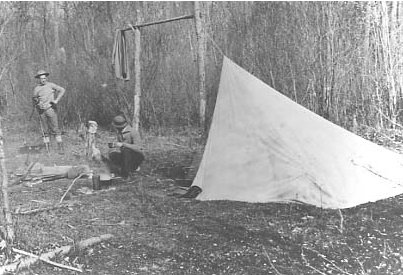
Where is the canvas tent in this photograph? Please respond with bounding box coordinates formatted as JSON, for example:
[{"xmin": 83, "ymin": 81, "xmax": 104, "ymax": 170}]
[{"xmin": 191, "ymin": 56, "xmax": 403, "ymax": 209}]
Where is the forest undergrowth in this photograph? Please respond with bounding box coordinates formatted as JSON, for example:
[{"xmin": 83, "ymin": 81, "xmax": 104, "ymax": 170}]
[{"xmin": 0, "ymin": 119, "xmax": 401, "ymax": 274}]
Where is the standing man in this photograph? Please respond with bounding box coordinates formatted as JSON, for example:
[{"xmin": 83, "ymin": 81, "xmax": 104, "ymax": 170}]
[
  {"xmin": 107, "ymin": 114, "xmax": 145, "ymax": 178},
  {"xmin": 32, "ymin": 70, "xmax": 66, "ymax": 153}
]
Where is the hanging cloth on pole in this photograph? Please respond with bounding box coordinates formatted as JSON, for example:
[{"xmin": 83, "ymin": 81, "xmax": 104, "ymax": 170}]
[{"xmin": 112, "ymin": 30, "xmax": 130, "ymax": 80}]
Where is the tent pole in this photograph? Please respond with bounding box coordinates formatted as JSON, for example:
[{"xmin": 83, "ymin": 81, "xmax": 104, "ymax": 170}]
[
  {"xmin": 123, "ymin": 13, "xmax": 195, "ymax": 133},
  {"xmin": 132, "ymin": 25, "xmax": 141, "ymax": 133},
  {"xmin": 122, "ymin": 14, "xmax": 194, "ymax": 31}
]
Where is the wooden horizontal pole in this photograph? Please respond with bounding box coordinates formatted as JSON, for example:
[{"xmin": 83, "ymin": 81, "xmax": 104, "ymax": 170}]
[{"xmin": 122, "ymin": 14, "xmax": 194, "ymax": 31}]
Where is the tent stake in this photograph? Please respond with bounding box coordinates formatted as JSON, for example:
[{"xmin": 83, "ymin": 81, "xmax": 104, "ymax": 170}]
[{"xmin": 338, "ymin": 209, "xmax": 344, "ymax": 233}]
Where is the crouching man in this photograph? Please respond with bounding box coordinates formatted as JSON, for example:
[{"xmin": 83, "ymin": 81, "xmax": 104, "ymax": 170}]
[{"xmin": 107, "ymin": 115, "xmax": 145, "ymax": 178}]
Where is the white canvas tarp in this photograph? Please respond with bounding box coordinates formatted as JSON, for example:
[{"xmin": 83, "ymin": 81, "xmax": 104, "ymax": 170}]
[{"xmin": 191, "ymin": 57, "xmax": 403, "ymax": 209}]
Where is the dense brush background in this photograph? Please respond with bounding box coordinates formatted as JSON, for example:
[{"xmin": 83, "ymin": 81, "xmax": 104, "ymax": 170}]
[
  {"xmin": 0, "ymin": 3, "xmax": 403, "ymax": 274},
  {"xmin": 1, "ymin": 1, "xmax": 403, "ymax": 135}
]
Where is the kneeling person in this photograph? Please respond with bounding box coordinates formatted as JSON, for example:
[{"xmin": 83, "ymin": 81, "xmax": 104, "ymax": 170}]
[{"xmin": 108, "ymin": 115, "xmax": 145, "ymax": 178}]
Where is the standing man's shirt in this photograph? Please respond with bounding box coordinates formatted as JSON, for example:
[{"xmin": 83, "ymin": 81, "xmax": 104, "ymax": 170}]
[{"xmin": 33, "ymin": 82, "xmax": 65, "ymax": 110}]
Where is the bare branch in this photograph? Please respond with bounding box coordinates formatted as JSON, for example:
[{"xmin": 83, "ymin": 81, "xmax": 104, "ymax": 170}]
[{"xmin": 12, "ymin": 248, "xmax": 83, "ymax": 273}]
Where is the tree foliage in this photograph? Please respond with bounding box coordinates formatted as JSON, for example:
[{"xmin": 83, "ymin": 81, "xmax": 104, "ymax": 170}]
[{"xmin": 1, "ymin": 1, "xmax": 403, "ymax": 133}]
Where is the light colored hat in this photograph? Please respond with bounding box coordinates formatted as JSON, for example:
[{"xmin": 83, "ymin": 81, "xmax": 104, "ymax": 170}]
[
  {"xmin": 87, "ymin": 120, "xmax": 98, "ymax": 134},
  {"xmin": 35, "ymin": 70, "xmax": 50, "ymax": 79},
  {"xmin": 112, "ymin": 115, "xmax": 128, "ymax": 129}
]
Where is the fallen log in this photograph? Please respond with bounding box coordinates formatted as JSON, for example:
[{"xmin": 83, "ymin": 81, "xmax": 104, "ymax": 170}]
[
  {"xmin": 11, "ymin": 162, "xmax": 36, "ymax": 185},
  {"xmin": 0, "ymin": 234, "xmax": 113, "ymax": 275}
]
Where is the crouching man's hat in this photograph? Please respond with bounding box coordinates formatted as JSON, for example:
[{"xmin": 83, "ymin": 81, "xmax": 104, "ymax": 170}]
[
  {"xmin": 35, "ymin": 70, "xmax": 50, "ymax": 79},
  {"xmin": 112, "ymin": 115, "xmax": 128, "ymax": 129}
]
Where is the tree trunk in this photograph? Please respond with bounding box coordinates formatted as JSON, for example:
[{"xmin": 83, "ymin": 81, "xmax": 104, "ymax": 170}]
[
  {"xmin": 380, "ymin": 2, "xmax": 398, "ymax": 128},
  {"xmin": 194, "ymin": 1, "xmax": 206, "ymax": 130},
  {"xmin": 133, "ymin": 27, "xmax": 141, "ymax": 133},
  {"xmin": 53, "ymin": 2, "xmax": 60, "ymax": 50},
  {"xmin": 0, "ymin": 118, "xmax": 14, "ymax": 257},
  {"xmin": 362, "ymin": 2, "xmax": 371, "ymax": 126},
  {"xmin": 42, "ymin": 2, "xmax": 49, "ymax": 68}
]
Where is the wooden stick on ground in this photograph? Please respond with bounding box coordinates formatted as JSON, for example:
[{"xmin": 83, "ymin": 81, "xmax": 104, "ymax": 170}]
[
  {"xmin": 263, "ymin": 247, "xmax": 284, "ymax": 275},
  {"xmin": 14, "ymin": 202, "xmax": 78, "ymax": 215},
  {"xmin": 12, "ymin": 248, "xmax": 82, "ymax": 273},
  {"xmin": 60, "ymin": 173, "xmax": 86, "ymax": 203},
  {"xmin": 303, "ymin": 246, "xmax": 352, "ymax": 275},
  {"xmin": 0, "ymin": 234, "xmax": 113, "ymax": 275}
]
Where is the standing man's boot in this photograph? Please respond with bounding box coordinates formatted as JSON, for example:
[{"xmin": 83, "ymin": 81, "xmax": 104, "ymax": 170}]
[
  {"xmin": 57, "ymin": 142, "xmax": 64, "ymax": 155},
  {"xmin": 44, "ymin": 142, "xmax": 50, "ymax": 154},
  {"xmin": 43, "ymin": 136, "xmax": 50, "ymax": 155},
  {"xmin": 56, "ymin": 135, "xmax": 64, "ymax": 155}
]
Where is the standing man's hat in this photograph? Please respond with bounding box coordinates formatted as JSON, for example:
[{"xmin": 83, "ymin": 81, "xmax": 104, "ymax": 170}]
[
  {"xmin": 35, "ymin": 70, "xmax": 49, "ymax": 79},
  {"xmin": 112, "ymin": 115, "xmax": 128, "ymax": 129}
]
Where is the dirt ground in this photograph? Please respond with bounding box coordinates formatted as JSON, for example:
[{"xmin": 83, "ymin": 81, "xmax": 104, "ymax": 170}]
[{"xmin": 1, "ymin": 121, "xmax": 403, "ymax": 274}]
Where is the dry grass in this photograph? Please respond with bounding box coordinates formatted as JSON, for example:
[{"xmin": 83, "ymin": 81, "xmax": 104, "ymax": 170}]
[{"xmin": 0, "ymin": 122, "xmax": 402, "ymax": 274}]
